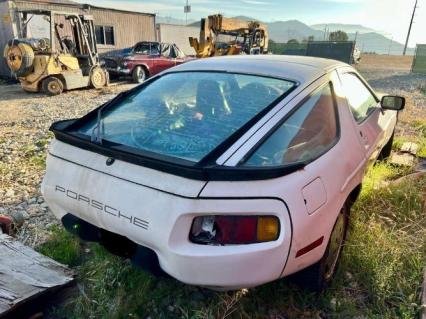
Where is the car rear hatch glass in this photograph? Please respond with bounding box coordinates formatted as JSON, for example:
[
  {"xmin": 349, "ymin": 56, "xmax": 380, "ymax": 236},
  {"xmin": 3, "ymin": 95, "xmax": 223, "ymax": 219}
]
[{"xmin": 75, "ymin": 71, "xmax": 295, "ymax": 162}]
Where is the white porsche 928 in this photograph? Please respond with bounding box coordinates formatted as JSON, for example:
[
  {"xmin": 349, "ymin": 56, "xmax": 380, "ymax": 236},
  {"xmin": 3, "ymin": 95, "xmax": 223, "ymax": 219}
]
[{"xmin": 42, "ymin": 55, "xmax": 404, "ymax": 290}]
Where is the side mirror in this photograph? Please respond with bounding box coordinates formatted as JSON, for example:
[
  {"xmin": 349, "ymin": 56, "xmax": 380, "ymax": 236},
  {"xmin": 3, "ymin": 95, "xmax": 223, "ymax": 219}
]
[{"xmin": 381, "ymin": 95, "xmax": 405, "ymax": 111}]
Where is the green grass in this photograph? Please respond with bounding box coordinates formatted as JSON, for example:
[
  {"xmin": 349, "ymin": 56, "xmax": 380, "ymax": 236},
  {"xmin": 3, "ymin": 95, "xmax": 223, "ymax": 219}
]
[
  {"xmin": 37, "ymin": 226, "xmax": 81, "ymax": 267},
  {"xmin": 412, "ymin": 120, "xmax": 426, "ymax": 157},
  {"xmin": 20, "ymin": 137, "xmax": 50, "ymax": 168},
  {"xmin": 42, "ymin": 163, "xmax": 426, "ymax": 319}
]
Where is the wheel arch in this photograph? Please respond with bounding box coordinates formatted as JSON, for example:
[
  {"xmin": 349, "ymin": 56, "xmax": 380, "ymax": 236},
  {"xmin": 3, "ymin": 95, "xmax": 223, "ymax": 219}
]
[
  {"xmin": 134, "ymin": 64, "xmax": 150, "ymax": 76},
  {"xmin": 348, "ymin": 183, "xmax": 362, "ymax": 207}
]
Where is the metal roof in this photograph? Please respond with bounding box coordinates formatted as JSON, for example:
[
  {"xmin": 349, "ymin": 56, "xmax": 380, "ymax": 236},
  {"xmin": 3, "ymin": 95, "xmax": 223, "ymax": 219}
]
[
  {"xmin": 170, "ymin": 55, "xmax": 348, "ymax": 84},
  {"xmin": 12, "ymin": 0, "xmax": 79, "ymax": 5},
  {"xmin": 7, "ymin": 0, "xmax": 155, "ymax": 16}
]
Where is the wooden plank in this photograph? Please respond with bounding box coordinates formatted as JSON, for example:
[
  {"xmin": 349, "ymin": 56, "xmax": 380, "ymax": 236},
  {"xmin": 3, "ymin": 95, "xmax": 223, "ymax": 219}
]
[{"xmin": 0, "ymin": 233, "xmax": 74, "ymax": 317}]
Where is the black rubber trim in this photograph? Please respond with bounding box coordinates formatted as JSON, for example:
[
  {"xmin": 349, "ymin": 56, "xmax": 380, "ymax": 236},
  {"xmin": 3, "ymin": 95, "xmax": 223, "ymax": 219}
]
[{"xmin": 48, "ymin": 131, "xmax": 306, "ymax": 181}]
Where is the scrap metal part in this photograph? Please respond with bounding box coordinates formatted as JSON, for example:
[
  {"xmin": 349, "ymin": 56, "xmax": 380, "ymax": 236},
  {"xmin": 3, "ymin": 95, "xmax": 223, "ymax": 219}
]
[{"xmin": 0, "ymin": 215, "xmax": 13, "ymax": 235}]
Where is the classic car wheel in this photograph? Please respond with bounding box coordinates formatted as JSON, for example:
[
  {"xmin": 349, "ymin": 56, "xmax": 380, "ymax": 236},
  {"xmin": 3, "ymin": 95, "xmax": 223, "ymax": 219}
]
[
  {"xmin": 42, "ymin": 77, "xmax": 64, "ymax": 96},
  {"xmin": 294, "ymin": 203, "xmax": 349, "ymax": 291},
  {"xmin": 132, "ymin": 66, "xmax": 147, "ymax": 83}
]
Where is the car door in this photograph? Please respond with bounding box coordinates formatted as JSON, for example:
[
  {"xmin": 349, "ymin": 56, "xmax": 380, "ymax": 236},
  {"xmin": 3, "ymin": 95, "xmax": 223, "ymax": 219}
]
[{"xmin": 339, "ymin": 70, "xmax": 394, "ymax": 164}]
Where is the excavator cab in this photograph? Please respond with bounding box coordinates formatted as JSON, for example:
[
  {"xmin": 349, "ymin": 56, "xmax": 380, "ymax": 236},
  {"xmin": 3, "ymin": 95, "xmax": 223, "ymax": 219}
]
[{"xmin": 3, "ymin": 10, "xmax": 108, "ymax": 95}]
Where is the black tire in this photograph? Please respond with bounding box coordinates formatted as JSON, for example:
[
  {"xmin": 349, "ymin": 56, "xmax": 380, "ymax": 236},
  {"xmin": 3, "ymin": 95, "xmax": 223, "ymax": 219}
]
[
  {"xmin": 378, "ymin": 131, "xmax": 394, "ymax": 161},
  {"xmin": 42, "ymin": 77, "xmax": 64, "ymax": 96},
  {"xmin": 132, "ymin": 66, "xmax": 147, "ymax": 83},
  {"xmin": 294, "ymin": 203, "xmax": 350, "ymax": 291}
]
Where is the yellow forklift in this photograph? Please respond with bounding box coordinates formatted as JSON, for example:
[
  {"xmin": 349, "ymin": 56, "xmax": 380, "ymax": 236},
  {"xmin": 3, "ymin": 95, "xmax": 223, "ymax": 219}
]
[
  {"xmin": 3, "ymin": 10, "xmax": 108, "ymax": 95},
  {"xmin": 189, "ymin": 14, "xmax": 269, "ymax": 58}
]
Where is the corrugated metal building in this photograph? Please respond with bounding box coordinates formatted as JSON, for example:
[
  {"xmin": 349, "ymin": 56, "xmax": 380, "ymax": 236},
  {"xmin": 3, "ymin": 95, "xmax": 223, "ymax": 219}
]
[
  {"xmin": 156, "ymin": 23, "xmax": 199, "ymax": 56},
  {"xmin": 0, "ymin": 0, "xmax": 156, "ymax": 77}
]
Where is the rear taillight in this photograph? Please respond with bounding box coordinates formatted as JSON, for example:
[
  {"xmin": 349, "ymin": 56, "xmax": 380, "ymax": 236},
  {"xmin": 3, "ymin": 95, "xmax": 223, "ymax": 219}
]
[{"xmin": 189, "ymin": 215, "xmax": 280, "ymax": 245}]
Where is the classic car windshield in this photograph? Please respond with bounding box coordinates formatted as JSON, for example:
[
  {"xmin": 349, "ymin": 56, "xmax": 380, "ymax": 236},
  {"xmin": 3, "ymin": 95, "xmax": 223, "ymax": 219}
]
[{"xmin": 76, "ymin": 72, "xmax": 295, "ymax": 162}]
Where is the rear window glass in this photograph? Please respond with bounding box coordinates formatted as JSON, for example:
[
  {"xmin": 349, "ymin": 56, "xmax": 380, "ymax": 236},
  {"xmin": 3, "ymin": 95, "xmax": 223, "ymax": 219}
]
[{"xmin": 75, "ymin": 72, "xmax": 295, "ymax": 162}]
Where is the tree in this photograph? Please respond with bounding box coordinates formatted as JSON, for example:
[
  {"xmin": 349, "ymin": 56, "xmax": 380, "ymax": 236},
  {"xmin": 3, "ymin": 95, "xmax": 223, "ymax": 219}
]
[
  {"xmin": 287, "ymin": 39, "xmax": 299, "ymax": 44},
  {"xmin": 329, "ymin": 30, "xmax": 348, "ymax": 41},
  {"xmin": 302, "ymin": 36, "xmax": 315, "ymax": 43}
]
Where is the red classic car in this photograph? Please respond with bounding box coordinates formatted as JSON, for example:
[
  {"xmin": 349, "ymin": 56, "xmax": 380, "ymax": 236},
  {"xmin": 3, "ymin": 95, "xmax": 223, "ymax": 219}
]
[{"xmin": 102, "ymin": 41, "xmax": 190, "ymax": 83}]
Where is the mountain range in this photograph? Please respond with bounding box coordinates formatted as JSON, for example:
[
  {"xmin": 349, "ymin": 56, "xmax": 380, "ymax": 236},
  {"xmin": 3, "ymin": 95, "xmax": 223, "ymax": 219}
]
[{"xmin": 162, "ymin": 15, "xmax": 413, "ymax": 55}]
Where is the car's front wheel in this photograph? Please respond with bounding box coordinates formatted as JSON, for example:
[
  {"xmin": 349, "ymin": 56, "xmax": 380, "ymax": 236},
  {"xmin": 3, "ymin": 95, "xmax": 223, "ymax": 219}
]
[
  {"xmin": 294, "ymin": 203, "xmax": 349, "ymax": 291},
  {"xmin": 132, "ymin": 66, "xmax": 147, "ymax": 83}
]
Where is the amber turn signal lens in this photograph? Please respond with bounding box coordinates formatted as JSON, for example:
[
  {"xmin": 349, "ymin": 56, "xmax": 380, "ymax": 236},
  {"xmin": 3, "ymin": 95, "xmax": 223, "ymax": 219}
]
[{"xmin": 257, "ymin": 216, "xmax": 279, "ymax": 242}]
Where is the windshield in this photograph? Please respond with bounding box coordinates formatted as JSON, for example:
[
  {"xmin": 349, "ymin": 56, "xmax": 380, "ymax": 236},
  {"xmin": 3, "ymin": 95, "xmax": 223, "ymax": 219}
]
[{"xmin": 76, "ymin": 72, "xmax": 295, "ymax": 162}]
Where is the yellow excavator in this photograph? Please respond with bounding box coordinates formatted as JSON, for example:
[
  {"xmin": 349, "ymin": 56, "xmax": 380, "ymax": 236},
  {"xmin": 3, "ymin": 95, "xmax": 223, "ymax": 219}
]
[
  {"xmin": 3, "ymin": 10, "xmax": 108, "ymax": 95},
  {"xmin": 189, "ymin": 14, "xmax": 269, "ymax": 58}
]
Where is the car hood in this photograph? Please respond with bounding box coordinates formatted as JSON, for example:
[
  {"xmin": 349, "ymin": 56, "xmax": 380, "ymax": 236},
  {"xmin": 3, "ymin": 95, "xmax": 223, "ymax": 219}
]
[{"xmin": 102, "ymin": 47, "xmax": 134, "ymax": 61}]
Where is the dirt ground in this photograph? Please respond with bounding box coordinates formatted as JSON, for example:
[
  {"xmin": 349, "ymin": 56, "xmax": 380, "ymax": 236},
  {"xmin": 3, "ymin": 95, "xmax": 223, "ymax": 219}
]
[
  {"xmin": 0, "ymin": 57, "xmax": 425, "ymax": 247},
  {"xmin": 357, "ymin": 54, "xmax": 414, "ymax": 71}
]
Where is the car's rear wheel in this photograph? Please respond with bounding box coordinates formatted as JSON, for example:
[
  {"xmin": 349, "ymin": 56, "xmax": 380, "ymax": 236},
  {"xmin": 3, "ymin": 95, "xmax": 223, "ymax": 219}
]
[
  {"xmin": 132, "ymin": 66, "xmax": 147, "ymax": 83},
  {"xmin": 294, "ymin": 203, "xmax": 349, "ymax": 291}
]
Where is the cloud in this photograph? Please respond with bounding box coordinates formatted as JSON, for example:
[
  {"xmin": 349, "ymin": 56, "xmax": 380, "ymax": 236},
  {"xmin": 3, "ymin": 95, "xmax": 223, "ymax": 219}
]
[
  {"xmin": 319, "ymin": 0, "xmax": 365, "ymax": 2},
  {"xmin": 240, "ymin": 0, "xmax": 269, "ymax": 4}
]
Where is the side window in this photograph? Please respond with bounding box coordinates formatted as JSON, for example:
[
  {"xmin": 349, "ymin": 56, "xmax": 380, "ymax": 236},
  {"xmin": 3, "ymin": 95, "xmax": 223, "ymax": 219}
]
[
  {"xmin": 244, "ymin": 83, "xmax": 338, "ymax": 167},
  {"xmin": 340, "ymin": 73, "xmax": 377, "ymax": 122},
  {"xmin": 95, "ymin": 26, "xmax": 115, "ymax": 46}
]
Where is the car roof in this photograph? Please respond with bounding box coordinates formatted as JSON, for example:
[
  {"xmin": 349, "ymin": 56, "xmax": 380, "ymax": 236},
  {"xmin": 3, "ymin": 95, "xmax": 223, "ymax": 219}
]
[
  {"xmin": 169, "ymin": 55, "xmax": 349, "ymax": 84},
  {"xmin": 137, "ymin": 41, "xmax": 174, "ymax": 46}
]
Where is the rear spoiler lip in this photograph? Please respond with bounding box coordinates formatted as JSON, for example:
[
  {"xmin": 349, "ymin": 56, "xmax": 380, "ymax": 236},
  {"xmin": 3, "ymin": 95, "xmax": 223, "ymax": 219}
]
[{"xmin": 49, "ymin": 119, "xmax": 307, "ymax": 182}]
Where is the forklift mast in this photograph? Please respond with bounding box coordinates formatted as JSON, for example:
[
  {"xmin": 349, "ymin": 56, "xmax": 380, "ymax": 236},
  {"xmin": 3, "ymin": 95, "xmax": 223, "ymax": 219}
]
[{"xmin": 18, "ymin": 10, "xmax": 99, "ymax": 66}]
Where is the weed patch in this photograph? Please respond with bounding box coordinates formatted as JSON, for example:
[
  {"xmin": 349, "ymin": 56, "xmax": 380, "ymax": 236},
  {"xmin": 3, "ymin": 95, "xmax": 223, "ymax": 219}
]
[{"xmin": 37, "ymin": 227, "xmax": 81, "ymax": 267}]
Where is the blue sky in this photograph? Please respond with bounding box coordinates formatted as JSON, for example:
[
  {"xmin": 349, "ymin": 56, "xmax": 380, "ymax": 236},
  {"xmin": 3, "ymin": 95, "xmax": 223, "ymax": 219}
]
[{"xmin": 75, "ymin": 0, "xmax": 426, "ymax": 46}]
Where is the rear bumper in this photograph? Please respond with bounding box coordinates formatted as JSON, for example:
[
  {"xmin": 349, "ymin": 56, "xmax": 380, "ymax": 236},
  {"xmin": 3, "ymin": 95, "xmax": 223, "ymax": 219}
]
[
  {"xmin": 41, "ymin": 147, "xmax": 292, "ymax": 289},
  {"xmin": 60, "ymin": 212, "xmax": 287, "ymax": 289}
]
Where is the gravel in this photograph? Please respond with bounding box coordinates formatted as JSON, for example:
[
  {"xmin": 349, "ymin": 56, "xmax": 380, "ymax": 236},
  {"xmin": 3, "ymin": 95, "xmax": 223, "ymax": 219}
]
[
  {"xmin": 0, "ymin": 66, "xmax": 425, "ymax": 248},
  {"xmin": 0, "ymin": 83, "xmax": 135, "ymax": 246}
]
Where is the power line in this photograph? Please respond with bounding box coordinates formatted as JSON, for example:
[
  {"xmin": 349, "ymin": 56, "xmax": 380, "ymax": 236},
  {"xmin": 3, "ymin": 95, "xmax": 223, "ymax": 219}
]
[{"xmin": 403, "ymin": 0, "xmax": 418, "ymax": 55}]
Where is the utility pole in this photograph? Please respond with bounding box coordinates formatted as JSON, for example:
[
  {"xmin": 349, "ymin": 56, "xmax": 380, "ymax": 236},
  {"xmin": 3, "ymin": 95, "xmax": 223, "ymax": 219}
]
[
  {"xmin": 184, "ymin": 0, "xmax": 190, "ymax": 25},
  {"xmin": 388, "ymin": 37, "xmax": 393, "ymax": 55},
  {"xmin": 403, "ymin": 0, "xmax": 418, "ymax": 55}
]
